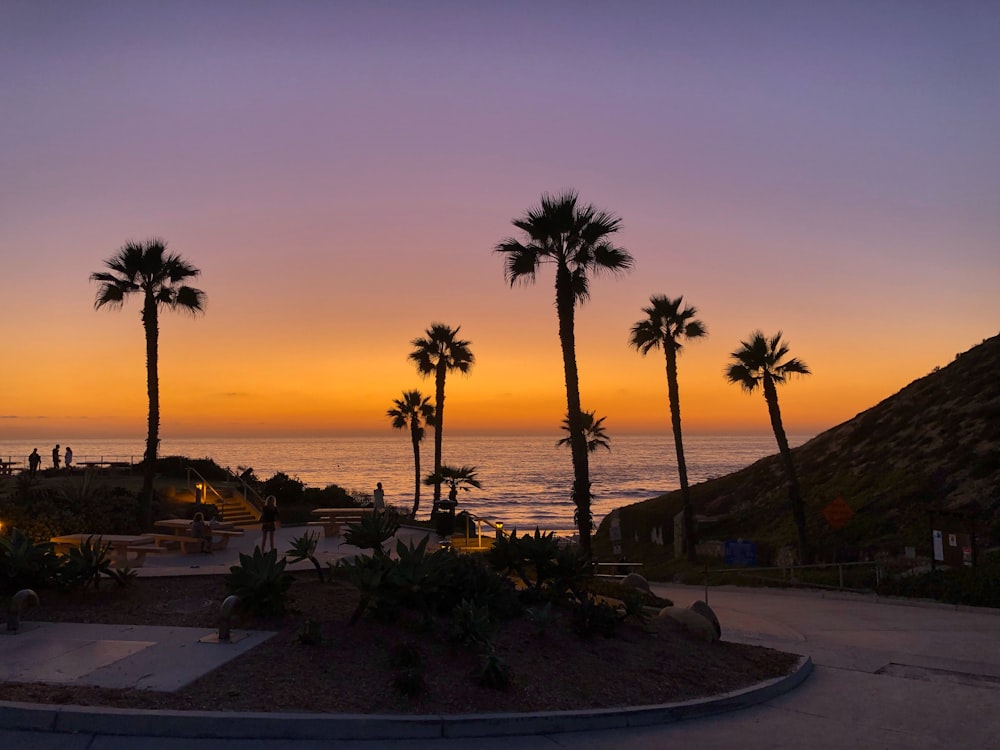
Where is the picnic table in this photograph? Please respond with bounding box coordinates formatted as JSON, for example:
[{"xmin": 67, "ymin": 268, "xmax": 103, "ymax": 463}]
[
  {"xmin": 49, "ymin": 533, "xmax": 154, "ymax": 564},
  {"xmin": 308, "ymin": 507, "xmax": 372, "ymax": 537},
  {"xmin": 154, "ymin": 518, "xmax": 238, "ymax": 534},
  {"xmin": 150, "ymin": 519, "xmax": 244, "ymax": 552},
  {"xmin": 0, "ymin": 460, "xmax": 21, "ymax": 475}
]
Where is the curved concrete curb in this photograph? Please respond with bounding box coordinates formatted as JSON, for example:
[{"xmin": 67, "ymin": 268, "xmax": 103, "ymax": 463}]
[{"xmin": 0, "ymin": 656, "xmax": 812, "ymax": 740}]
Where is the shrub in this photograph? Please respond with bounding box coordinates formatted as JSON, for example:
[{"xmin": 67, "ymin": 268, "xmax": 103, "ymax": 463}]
[
  {"xmin": 57, "ymin": 535, "xmax": 114, "ymax": 590},
  {"xmin": 286, "ymin": 532, "xmax": 324, "ymax": 582},
  {"xmin": 571, "ymin": 594, "xmax": 620, "ymax": 638},
  {"xmin": 261, "ymin": 472, "xmax": 304, "ymax": 506},
  {"xmin": 296, "ymin": 619, "xmax": 323, "ymax": 645},
  {"xmin": 224, "ymin": 548, "xmax": 293, "ymax": 617},
  {"xmin": 472, "ymin": 647, "xmax": 511, "ymax": 691},
  {"xmin": 338, "ymin": 553, "xmax": 395, "ymax": 625},
  {"xmin": 0, "ymin": 528, "xmax": 60, "ymax": 595},
  {"xmin": 344, "ymin": 509, "xmax": 402, "ymax": 557},
  {"xmin": 448, "ymin": 599, "xmax": 496, "ymax": 647}
]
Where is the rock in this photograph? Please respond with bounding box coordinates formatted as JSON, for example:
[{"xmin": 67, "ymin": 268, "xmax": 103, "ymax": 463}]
[
  {"xmin": 619, "ymin": 572, "xmax": 650, "ymax": 594},
  {"xmin": 688, "ymin": 599, "xmax": 722, "ymax": 639},
  {"xmin": 658, "ymin": 606, "xmax": 718, "ymax": 642}
]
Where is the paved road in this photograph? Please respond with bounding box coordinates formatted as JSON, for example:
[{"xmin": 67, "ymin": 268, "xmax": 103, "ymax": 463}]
[{"xmin": 3, "ymin": 584, "xmax": 999, "ymax": 749}]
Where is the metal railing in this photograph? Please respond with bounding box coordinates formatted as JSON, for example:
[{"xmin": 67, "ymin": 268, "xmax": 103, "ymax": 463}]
[
  {"xmin": 702, "ymin": 560, "xmax": 884, "ymax": 605},
  {"xmin": 453, "ymin": 512, "xmax": 506, "ymax": 549},
  {"xmin": 224, "ymin": 467, "xmax": 266, "ymax": 514}
]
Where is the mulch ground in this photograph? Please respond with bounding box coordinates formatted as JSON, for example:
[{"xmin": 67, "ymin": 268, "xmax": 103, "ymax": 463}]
[{"xmin": 3, "ymin": 572, "xmax": 800, "ymax": 714}]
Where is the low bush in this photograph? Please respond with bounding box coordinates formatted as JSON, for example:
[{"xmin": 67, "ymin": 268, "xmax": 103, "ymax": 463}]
[{"xmin": 224, "ymin": 547, "xmax": 294, "ymax": 617}]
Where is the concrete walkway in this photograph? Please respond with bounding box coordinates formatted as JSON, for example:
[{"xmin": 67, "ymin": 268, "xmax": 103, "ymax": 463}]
[{"xmin": 3, "ymin": 542, "xmax": 1000, "ymax": 748}]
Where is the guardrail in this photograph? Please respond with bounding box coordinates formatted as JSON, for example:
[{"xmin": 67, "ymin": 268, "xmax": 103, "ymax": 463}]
[
  {"xmin": 225, "ymin": 467, "xmax": 266, "ymax": 514},
  {"xmin": 453, "ymin": 512, "xmax": 506, "ymax": 549},
  {"xmin": 702, "ymin": 560, "xmax": 884, "ymax": 605}
]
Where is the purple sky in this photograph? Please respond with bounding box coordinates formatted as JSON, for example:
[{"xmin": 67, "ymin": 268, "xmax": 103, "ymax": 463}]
[{"xmin": 2, "ymin": 1, "xmax": 998, "ymax": 438}]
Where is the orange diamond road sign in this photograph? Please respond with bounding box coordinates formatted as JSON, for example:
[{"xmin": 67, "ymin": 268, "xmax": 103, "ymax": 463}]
[{"xmin": 823, "ymin": 496, "xmax": 855, "ymax": 530}]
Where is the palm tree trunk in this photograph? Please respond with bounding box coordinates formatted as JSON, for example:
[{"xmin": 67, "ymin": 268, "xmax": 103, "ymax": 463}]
[
  {"xmin": 432, "ymin": 362, "xmax": 445, "ymax": 515},
  {"xmin": 555, "ymin": 268, "xmax": 592, "ymax": 557},
  {"xmin": 410, "ymin": 422, "xmax": 421, "ymax": 519},
  {"xmin": 762, "ymin": 376, "xmax": 810, "ymax": 563},
  {"xmin": 141, "ymin": 295, "xmax": 159, "ymax": 531},
  {"xmin": 665, "ymin": 348, "xmax": 697, "ymax": 562}
]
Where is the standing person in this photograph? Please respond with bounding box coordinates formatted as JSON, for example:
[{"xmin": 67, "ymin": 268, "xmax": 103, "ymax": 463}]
[
  {"xmin": 64, "ymin": 446, "xmax": 73, "ymax": 469},
  {"xmin": 52, "ymin": 444, "xmax": 60, "ymax": 470},
  {"xmin": 28, "ymin": 449, "xmax": 41, "ymax": 478},
  {"xmin": 260, "ymin": 495, "xmax": 279, "ymax": 553},
  {"xmin": 373, "ymin": 482, "xmax": 385, "ymax": 511}
]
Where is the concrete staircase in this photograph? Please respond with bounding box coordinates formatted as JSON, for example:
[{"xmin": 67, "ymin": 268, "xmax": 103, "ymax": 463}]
[{"xmin": 218, "ymin": 487, "xmax": 259, "ymax": 527}]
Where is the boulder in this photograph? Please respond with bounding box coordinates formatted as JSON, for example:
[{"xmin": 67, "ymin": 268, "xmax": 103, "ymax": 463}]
[
  {"xmin": 658, "ymin": 606, "xmax": 718, "ymax": 642},
  {"xmin": 688, "ymin": 599, "xmax": 722, "ymax": 639},
  {"xmin": 619, "ymin": 572, "xmax": 650, "ymax": 594}
]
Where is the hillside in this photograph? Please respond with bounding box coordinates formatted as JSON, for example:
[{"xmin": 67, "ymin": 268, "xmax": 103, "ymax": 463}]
[{"xmin": 601, "ymin": 333, "xmax": 1000, "ymax": 563}]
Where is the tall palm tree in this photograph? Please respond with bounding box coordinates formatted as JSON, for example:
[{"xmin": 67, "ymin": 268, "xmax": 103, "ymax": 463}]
[
  {"xmin": 725, "ymin": 330, "xmax": 811, "ymax": 562},
  {"xmin": 408, "ymin": 324, "xmax": 475, "ymax": 515},
  {"xmin": 495, "ymin": 191, "xmax": 633, "ymax": 555},
  {"xmin": 386, "ymin": 389, "xmax": 435, "ymax": 519},
  {"xmin": 629, "ymin": 295, "xmax": 706, "ymax": 563},
  {"xmin": 91, "ymin": 239, "xmax": 205, "ymax": 529},
  {"xmin": 557, "ymin": 410, "xmax": 611, "ymax": 454}
]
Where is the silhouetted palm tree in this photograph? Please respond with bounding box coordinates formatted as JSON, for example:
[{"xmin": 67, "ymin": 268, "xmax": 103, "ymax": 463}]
[
  {"xmin": 495, "ymin": 191, "xmax": 633, "ymax": 555},
  {"xmin": 630, "ymin": 295, "xmax": 706, "ymax": 563},
  {"xmin": 424, "ymin": 464, "xmax": 482, "ymax": 501},
  {"xmin": 557, "ymin": 410, "xmax": 611, "ymax": 454},
  {"xmin": 91, "ymin": 239, "xmax": 205, "ymax": 528},
  {"xmin": 387, "ymin": 389, "xmax": 435, "ymax": 519},
  {"xmin": 408, "ymin": 324, "xmax": 474, "ymax": 514},
  {"xmin": 726, "ymin": 331, "xmax": 811, "ymax": 562}
]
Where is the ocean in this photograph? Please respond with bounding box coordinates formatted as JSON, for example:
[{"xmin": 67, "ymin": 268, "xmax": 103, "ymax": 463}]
[{"xmin": 0, "ymin": 433, "xmax": 810, "ymax": 533}]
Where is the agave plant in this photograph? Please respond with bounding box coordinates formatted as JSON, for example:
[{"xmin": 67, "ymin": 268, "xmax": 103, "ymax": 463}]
[
  {"xmin": 224, "ymin": 547, "xmax": 293, "ymax": 616},
  {"xmin": 339, "ymin": 553, "xmax": 396, "ymax": 625},
  {"xmin": 343, "ymin": 509, "xmax": 401, "ymax": 558},
  {"xmin": 0, "ymin": 528, "xmax": 60, "ymax": 594},
  {"xmin": 286, "ymin": 531, "xmax": 324, "ymax": 582},
  {"xmin": 59, "ymin": 535, "xmax": 114, "ymax": 590}
]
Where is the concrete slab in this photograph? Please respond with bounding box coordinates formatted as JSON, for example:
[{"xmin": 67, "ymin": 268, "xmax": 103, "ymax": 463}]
[{"xmin": 0, "ymin": 623, "xmax": 275, "ymax": 692}]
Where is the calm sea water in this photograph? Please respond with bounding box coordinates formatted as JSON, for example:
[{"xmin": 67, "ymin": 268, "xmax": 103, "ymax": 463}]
[{"xmin": 0, "ymin": 434, "xmax": 810, "ymax": 532}]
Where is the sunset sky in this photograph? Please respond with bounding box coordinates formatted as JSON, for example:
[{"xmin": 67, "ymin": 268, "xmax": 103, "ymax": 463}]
[{"xmin": 2, "ymin": 1, "xmax": 998, "ymax": 441}]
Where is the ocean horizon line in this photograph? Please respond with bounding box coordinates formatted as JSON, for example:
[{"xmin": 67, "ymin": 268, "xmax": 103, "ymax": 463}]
[{"xmin": 1, "ymin": 429, "xmax": 814, "ymax": 443}]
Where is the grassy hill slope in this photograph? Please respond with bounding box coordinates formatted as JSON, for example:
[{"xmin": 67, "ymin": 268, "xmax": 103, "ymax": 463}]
[{"xmin": 599, "ymin": 333, "xmax": 1000, "ymax": 564}]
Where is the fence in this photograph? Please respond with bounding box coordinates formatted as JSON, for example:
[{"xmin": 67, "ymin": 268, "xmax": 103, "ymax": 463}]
[{"xmin": 702, "ymin": 560, "xmax": 884, "ymax": 605}]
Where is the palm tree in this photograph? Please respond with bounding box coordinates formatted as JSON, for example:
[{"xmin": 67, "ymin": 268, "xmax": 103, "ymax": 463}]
[
  {"xmin": 386, "ymin": 389, "xmax": 435, "ymax": 519},
  {"xmin": 629, "ymin": 295, "xmax": 707, "ymax": 563},
  {"xmin": 91, "ymin": 239, "xmax": 205, "ymax": 529},
  {"xmin": 495, "ymin": 191, "xmax": 633, "ymax": 555},
  {"xmin": 408, "ymin": 324, "xmax": 475, "ymax": 515},
  {"xmin": 557, "ymin": 410, "xmax": 611, "ymax": 454},
  {"xmin": 424, "ymin": 464, "xmax": 482, "ymax": 501},
  {"xmin": 725, "ymin": 331, "xmax": 811, "ymax": 562}
]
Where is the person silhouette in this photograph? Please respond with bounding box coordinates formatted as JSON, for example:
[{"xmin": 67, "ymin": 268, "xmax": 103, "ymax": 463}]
[
  {"xmin": 52, "ymin": 444, "xmax": 60, "ymax": 470},
  {"xmin": 28, "ymin": 449, "xmax": 41, "ymax": 478},
  {"xmin": 373, "ymin": 482, "xmax": 385, "ymax": 511},
  {"xmin": 64, "ymin": 446, "xmax": 73, "ymax": 469}
]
